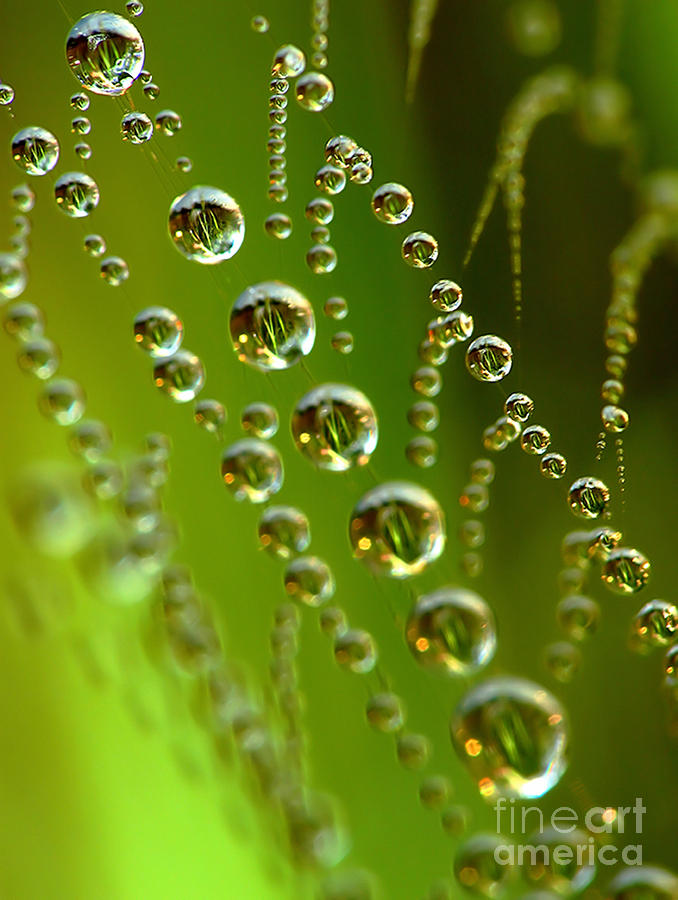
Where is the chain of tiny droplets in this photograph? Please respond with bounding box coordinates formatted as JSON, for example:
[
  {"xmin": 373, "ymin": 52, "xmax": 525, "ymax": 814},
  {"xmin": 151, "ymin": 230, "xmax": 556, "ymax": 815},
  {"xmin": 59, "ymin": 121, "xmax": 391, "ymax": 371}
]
[
  {"xmin": 310, "ymin": 0, "xmax": 330, "ymax": 70},
  {"xmin": 268, "ymin": 56, "xmax": 290, "ymax": 207}
]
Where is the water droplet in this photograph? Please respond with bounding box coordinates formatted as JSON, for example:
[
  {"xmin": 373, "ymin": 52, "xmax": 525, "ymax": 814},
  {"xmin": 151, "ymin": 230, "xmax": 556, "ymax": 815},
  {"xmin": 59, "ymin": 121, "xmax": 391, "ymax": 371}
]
[
  {"xmin": 465, "ymin": 335, "xmax": 513, "ymax": 382},
  {"xmin": 193, "ymin": 398, "xmax": 225, "ymax": 434},
  {"xmin": 402, "ymin": 231, "xmax": 439, "ymax": 268},
  {"xmin": 408, "ymin": 401, "xmax": 439, "ymax": 432},
  {"xmin": 319, "ymin": 606, "xmax": 348, "ymax": 638},
  {"xmin": 251, "ymin": 15, "xmax": 269, "ymax": 33},
  {"xmin": 4, "ymin": 301, "xmax": 42, "ymax": 340},
  {"xmin": 324, "ymin": 296, "xmax": 347, "ymax": 320},
  {"xmin": 295, "ymin": 71, "xmax": 334, "ymax": 111},
  {"xmin": 314, "ymin": 165, "xmax": 346, "ymax": 195},
  {"xmin": 454, "ymin": 833, "xmax": 513, "ymax": 897},
  {"xmin": 430, "ymin": 279, "xmax": 462, "ymax": 312},
  {"xmin": 272, "ymin": 44, "xmax": 306, "ymax": 77},
  {"xmin": 441, "ymin": 805, "xmax": 469, "ymax": 837},
  {"xmin": 602, "ymin": 547, "xmax": 650, "ymax": 594},
  {"xmin": 365, "ymin": 692, "xmax": 405, "ymax": 732},
  {"xmin": 556, "ymin": 595, "xmax": 600, "ymax": 641},
  {"xmin": 540, "ymin": 452, "xmax": 567, "ymax": 479},
  {"xmin": 153, "ymin": 350, "xmax": 204, "ymax": 402},
  {"xmin": 568, "ymin": 476, "xmax": 610, "ymax": 519},
  {"xmin": 460, "ymin": 520, "xmax": 485, "ymax": 548},
  {"xmin": 11, "ymin": 184, "xmax": 35, "ymax": 212},
  {"xmin": 0, "ymin": 253, "xmax": 27, "ymax": 301},
  {"xmin": 543, "ymin": 641, "xmax": 581, "ymax": 683},
  {"xmin": 39, "ymin": 377, "xmax": 86, "ymax": 425},
  {"xmin": 258, "ymin": 505, "xmax": 310, "ymax": 559},
  {"xmin": 331, "ymin": 331, "xmax": 353, "ymax": 354},
  {"xmin": 66, "ymin": 11, "xmax": 145, "ymax": 96},
  {"xmin": 633, "ymin": 600, "xmax": 678, "ymax": 650},
  {"xmin": 396, "ymin": 732, "xmax": 430, "ymax": 769},
  {"xmin": 291, "ymin": 383, "xmax": 378, "ymax": 470},
  {"xmin": 602, "ymin": 404, "xmax": 629, "ymax": 433},
  {"xmin": 264, "ymin": 212, "xmax": 292, "ymax": 239},
  {"xmin": 406, "ymin": 436, "xmax": 438, "ymax": 468},
  {"xmin": 11, "ymin": 127, "xmax": 59, "ymax": 176},
  {"xmin": 311, "ymin": 225, "xmax": 330, "ymax": 243},
  {"xmin": 349, "ymin": 481, "xmax": 446, "ymax": 578},
  {"xmin": 601, "ymin": 379, "xmax": 624, "ymax": 403},
  {"xmin": 506, "ymin": 0, "xmax": 562, "ymax": 57},
  {"xmin": 221, "ymin": 438, "xmax": 283, "ymax": 502},
  {"xmin": 406, "ymin": 587, "xmax": 497, "ymax": 676},
  {"xmin": 333, "ymin": 628, "xmax": 377, "ymax": 674},
  {"xmin": 411, "ymin": 366, "xmax": 441, "ymax": 397},
  {"xmin": 71, "ymin": 116, "xmax": 91, "ymax": 135},
  {"xmin": 74, "ymin": 141, "xmax": 92, "ymax": 160},
  {"xmin": 176, "ymin": 155, "xmax": 192, "ymax": 173},
  {"xmin": 450, "ymin": 676, "xmax": 569, "ymax": 799},
  {"xmin": 520, "ymin": 425, "xmax": 551, "ymax": 455},
  {"xmin": 419, "ymin": 775, "xmax": 451, "ymax": 810},
  {"xmin": 504, "ymin": 392, "xmax": 534, "ymax": 422},
  {"xmin": 460, "ymin": 484, "xmax": 489, "ymax": 513},
  {"xmin": 606, "ymin": 354, "xmax": 627, "ymax": 378},
  {"xmin": 54, "ymin": 172, "xmax": 99, "ymax": 217},
  {"xmin": 168, "ymin": 186, "xmax": 245, "ymax": 264},
  {"xmin": 84, "ymin": 233, "xmax": 106, "ymax": 257},
  {"xmin": 230, "ymin": 280, "xmax": 315, "ymax": 370},
  {"xmin": 325, "ymin": 135, "xmax": 357, "ymax": 168},
  {"xmin": 68, "ymin": 419, "xmax": 112, "ymax": 462},
  {"xmin": 371, "ymin": 182, "xmax": 414, "ymax": 225},
  {"xmin": 134, "ymin": 306, "xmax": 183, "ymax": 357},
  {"xmin": 0, "ymin": 83, "xmax": 15, "ymax": 105},
  {"xmin": 418, "ymin": 338, "xmax": 448, "ymax": 366},
  {"xmin": 284, "ymin": 555, "xmax": 335, "ymax": 606},
  {"xmin": 241, "ymin": 401, "xmax": 279, "ymax": 439},
  {"xmin": 429, "ymin": 310, "xmax": 474, "ymax": 347},
  {"xmin": 143, "ymin": 82, "xmax": 159, "ymax": 101},
  {"xmin": 84, "ymin": 459, "xmax": 123, "ymax": 500},
  {"xmin": 522, "ymin": 827, "xmax": 595, "ymax": 894},
  {"xmin": 18, "ymin": 338, "xmax": 60, "ymax": 379},
  {"xmin": 306, "ymin": 197, "xmax": 334, "ymax": 224},
  {"xmin": 100, "ymin": 255, "xmax": 128, "ymax": 286},
  {"xmin": 306, "ymin": 243, "xmax": 337, "ymax": 273}
]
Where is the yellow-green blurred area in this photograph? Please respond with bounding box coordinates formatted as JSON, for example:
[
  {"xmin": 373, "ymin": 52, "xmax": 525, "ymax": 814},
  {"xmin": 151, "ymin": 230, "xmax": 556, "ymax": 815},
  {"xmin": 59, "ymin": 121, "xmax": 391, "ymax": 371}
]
[{"xmin": 1, "ymin": 0, "xmax": 678, "ymax": 898}]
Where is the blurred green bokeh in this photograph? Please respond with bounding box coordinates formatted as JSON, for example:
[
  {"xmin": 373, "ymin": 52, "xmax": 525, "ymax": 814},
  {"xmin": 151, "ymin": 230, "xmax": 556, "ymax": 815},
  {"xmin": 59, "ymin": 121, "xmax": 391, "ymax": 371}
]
[{"xmin": 1, "ymin": 1, "xmax": 677, "ymax": 898}]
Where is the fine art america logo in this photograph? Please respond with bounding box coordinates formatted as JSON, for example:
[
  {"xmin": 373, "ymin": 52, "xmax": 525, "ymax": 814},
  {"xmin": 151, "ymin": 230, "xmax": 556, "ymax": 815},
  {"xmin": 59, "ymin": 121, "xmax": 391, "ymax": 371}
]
[{"xmin": 493, "ymin": 798, "xmax": 646, "ymax": 866}]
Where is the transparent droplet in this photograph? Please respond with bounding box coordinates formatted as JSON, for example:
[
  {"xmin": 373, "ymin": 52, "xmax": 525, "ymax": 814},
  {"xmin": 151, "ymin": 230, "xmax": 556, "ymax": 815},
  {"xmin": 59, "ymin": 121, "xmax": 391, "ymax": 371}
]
[
  {"xmin": 314, "ymin": 165, "xmax": 346, "ymax": 195},
  {"xmin": 406, "ymin": 587, "xmax": 497, "ymax": 676},
  {"xmin": 70, "ymin": 91, "xmax": 89, "ymax": 110},
  {"xmin": 306, "ymin": 197, "xmax": 334, "ymax": 224},
  {"xmin": 396, "ymin": 732, "xmax": 430, "ymax": 769},
  {"xmin": 241, "ymin": 401, "xmax": 279, "ymax": 439},
  {"xmin": 334, "ymin": 629, "xmax": 377, "ymax": 674},
  {"xmin": 460, "ymin": 520, "xmax": 485, "ymax": 549},
  {"xmin": 295, "ymin": 71, "xmax": 334, "ymax": 111},
  {"xmin": 71, "ymin": 116, "xmax": 91, "ymax": 135},
  {"xmin": 520, "ymin": 425, "xmax": 551, "ymax": 455},
  {"xmin": 74, "ymin": 141, "xmax": 92, "ymax": 160},
  {"xmin": 319, "ymin": 606, "xmax": 348, "ymax": 639},
  {"xmin": 371, "ymin": 182, "xmax": 414, "ymax": 225},
  {"xmin": 402, "ymin": 231, "xmax": 439, "ymax": 268},
  {"xmin": 540, "ymin": 452, "xmax": 567, "ymax": 479},
  {"xmin": 602, "ymin": 547, "xmax": 650, "ymax": 595},
  {"xmin": 221, "ymin": 438, "xmax": 283, "ymax": 503},
  {"xmin": 0, "ymin": 83, "xmax": 15, "ymax": 105},
  {"xmin": 465, "ymin": 335, "xmax": 513, "ymax": 382},
  {"xmin": 306, "ymin": 243, "xmax": 337, "ymax": 274},
  {"xmin": 460, "ymin": 484, "xmax": 489, "ymax": 513},
  {"xmin": 454, "ymin": 833, "xmax": 513, "ymax": 898},
  {"xmin": 556, "ymin": 595, "xmax": 600, "ymax": 641},
  {"xmin": 264, "ymin": 212, "xmax": 292, "ymax": 239},
  {"xmin": 272, "ymin": 44, "xmax": 306, "ymax": 77},
  {"xmin": 11, "ymin": 184, "xmax": 35, "ymax": 212},
  {"xmin": 230, "ymin": 281, "xmax": 315, "ymax": 371},
  {"xmin": 119, "ymin": 111, "xmax": 152, "ymax": 143},
  {"xmin": 419, "ymin": 775, "xmax": 451, "ymax": 810},
  {"xmin": 324, "ymin": 296, "xmax": 347, "ymax": 320},
  {"xmin": 311, "ymin": 225, "xmax": 330, "ymax": 244},
  {"xmin": 258, "ymin": 505, "xmax": 310, "ymax": 559},
  {"xmin": 193, "ymin": 398, "xmax": 225, "ymax": 434},
  {"xmin": 82, "ymin": 234, "xmax": 105, "ymax": 258},
  {"xmin": 168, "ymin": 186, "xmax": 245, "ymax": 264},
  {"xmin": 419, "ymin": 338, "xmax": 448, "ymax": 366},
  {"xmin": 325, "ymin": 134, "xmax": 357, "ymax": 168},
  {"xmin": 291, "ymin": 383, "xmax": 378, "ymax": 471},
  {"xmin": 68, "ymin": 419, "xmax": 112, "ymax": 462},
  {"xmin": 83, "ymin": 459, "xmax": 123, "ymax": 500},
  {"xmin": 450, "ymin": 676, "xmax": 569, "ymax": 799},
  {"xmin": 284, "ymin": 555, "xmax": 335, "ymax": 607},
  {"xmin": 366, "ymin": 692, "xmax": 405, "ymax": 733},
  {"xmin": 100, "ymin": 255, "xmax": 128, "ymax": 286},
  {"xmin": 54, "ymin": 172, "xmax": 99, "ymax": 217},
  {"xmin": 331, "ymin": 331, "xmax": 353, "ymax": 354},
  {"xmin": 66, "ymin": 11, "xmax": 144, "ymax": 96},
  {"xmin": 568, "ymin": 476, "xmax": 610, "ymax": 519},
  {"xmin": 408, "ymin": 401, "xmax": 439, "ymax": 433},
  {"xmin": 153, "ymin": 350, "xmax": 204, "ymax": 402},
  {"xmin": 143, "ymin": 82, "xmax": 159, "ymax": 101},
  {"xmin": 39, "ymin": 378, "xmax": 86, "ymax": 426},
  {"xmin": 522, "ymin": 828, "xmax": 595, "ymax": 894},
  {"xmin": 430, "ymin": 279, "xmax": 462, "ymax": 312},
  {"xmin": 602, "ymin": 404, "xmax": 629, "ymax": 433},
  {"xmin": 432, "ymin": 310, "xmax": 474, "ymax": 347},
  {"xmin": 441, "ymin": 805, "xmax": 469, "ymax": 837},
  {"xmin": 543, "ymin": 641, "xmax": 581, "ymax": 683},
  {"xmin": 18, "ymin": 338, "xmax": 60, "ymax": 379},
  {"xmin": 11, "ymin": 127, "xmax": 59, "ymax": 176},
  {"xmin": 406, "ymin": 436, "xmax": 438, "ymax": 468},
  {"xmin": 411, "ymin": 366, "xmax": 441, "ymax": 397},
  {"xmin": 664, "ymin": 645, "xmax": 678, "ymax": 685},
  {"xmin": 0, "ymin": 253, "xmax": 27, "ymax": 301},
  {"xmin": 134, "ymin": 306, "xmax": 183, "ymax": 357},
  {"xmin": 176, "ymin": 155, "xmax": 192, "ymax": 173},
  {"xmin": 504, "ymin": 392, "xmax": 534, "ymax": 423},
  {"xmin": 251, "ymin": 15, "xmax": 269, "ymax": 33},
  {"xmin": 349, "ymin": 481, "xmax": 446, "ymax": 578},
  {"xmin": 4, "ymin": 301, "xmax": 43, "ymax": 340},
  {"xmin": 633, "ymin": 600, "xmax": 678, "ymax": 650}
]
